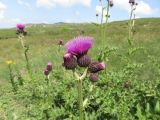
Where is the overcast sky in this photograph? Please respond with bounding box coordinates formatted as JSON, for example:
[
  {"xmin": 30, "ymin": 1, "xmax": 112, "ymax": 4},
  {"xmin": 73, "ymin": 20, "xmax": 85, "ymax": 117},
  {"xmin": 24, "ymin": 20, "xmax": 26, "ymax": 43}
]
[{"xmin": 0, "ymin": 0, "xmax": 160, "ymax": 28}]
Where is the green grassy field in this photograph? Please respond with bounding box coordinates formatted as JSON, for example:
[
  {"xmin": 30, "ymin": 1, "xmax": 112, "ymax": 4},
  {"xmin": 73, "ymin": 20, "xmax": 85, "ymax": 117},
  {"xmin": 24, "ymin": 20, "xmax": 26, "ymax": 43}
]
[{"xmin": 0, "ymin": 18, "xmax": 160, "ymax": 119}]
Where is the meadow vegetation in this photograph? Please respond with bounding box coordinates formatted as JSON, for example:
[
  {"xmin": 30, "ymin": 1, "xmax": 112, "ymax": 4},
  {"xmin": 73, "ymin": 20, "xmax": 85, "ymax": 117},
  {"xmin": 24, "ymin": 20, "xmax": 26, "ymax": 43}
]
[{"xmin": 0, "ymin": 3, "xmax": 160, "ymax": 119}]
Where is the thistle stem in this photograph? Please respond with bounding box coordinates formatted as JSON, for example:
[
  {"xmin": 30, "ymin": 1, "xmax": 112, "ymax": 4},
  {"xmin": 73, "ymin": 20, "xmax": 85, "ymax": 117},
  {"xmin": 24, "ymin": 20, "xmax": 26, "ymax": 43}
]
[
  {"xmin": 128, "ymin": 5, "xmax": 134, "ymax": 46},
  {"xmin": 73, "ymin": 68, "xmax": 88, "ymax": 120},
  {"xmin": 78, "ymin": 79, "xmax": 83, "ymax": 120},
  {"xmin": 8, "ymin": 65, "xmax": 17, "ymax": 92},
  {"xmin": 104, "ymin": 1, "xmax": 110, "ymax": 43},
  {"xmin": 100, "ymin": 0, "xmax": 104, "ymax": 44}
]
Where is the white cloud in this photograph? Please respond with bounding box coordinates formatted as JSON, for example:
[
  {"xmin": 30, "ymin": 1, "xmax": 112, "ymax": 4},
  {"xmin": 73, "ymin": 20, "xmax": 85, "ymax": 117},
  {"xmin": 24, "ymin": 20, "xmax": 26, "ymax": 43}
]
[
  {"xmin": 0, "ymin": 2, "xmax": 21, "ymax": 28},
  {"xmin": 37, "ymin": 0, "xmax": 91, "ymax": 8},
  {"xmin": 136, "ymin": 1, "xmax": 153, "ymax": 15},
  {"xmin": 17, "ymin": 0, "xmax": 31, "ymax": 9},
  {"xmin": 0, "ymin": 2, "xmax": 7, "ymax": 19},
  {"xmin": 114, "ymin": 0, "xmax": 155, "ymax": 16}
]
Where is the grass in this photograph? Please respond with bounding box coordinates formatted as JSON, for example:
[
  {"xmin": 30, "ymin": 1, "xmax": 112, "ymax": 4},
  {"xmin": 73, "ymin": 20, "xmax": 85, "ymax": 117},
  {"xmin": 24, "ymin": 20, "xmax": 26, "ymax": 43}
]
[{"xmin": 0, "ymin": 18, "xmax": 160, "ymax": 119}]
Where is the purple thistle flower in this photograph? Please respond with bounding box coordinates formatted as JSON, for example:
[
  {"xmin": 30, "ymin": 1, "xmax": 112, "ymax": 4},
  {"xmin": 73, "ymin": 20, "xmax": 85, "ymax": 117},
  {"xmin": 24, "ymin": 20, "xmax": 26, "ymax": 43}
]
[
  {"xmin": 16, "ymin": 24, "xmax": 25, "ymax": 31},
  {"xmin": 46, "ymin": 62, "xmax": 52, "ymax": 71},
  {"xmin": 44, "ymin": 69, "xmax": 50, "ymax": 76},
  {"xmin": 65, "ymin": 36, "xmax": 93, "ymax": 58},
  {"xmin": 88, "ymin": 62, "xmax": 105, "ymax": 73},
  {"xmin": 16, "ymin": 24, "xmax": 27, "ymax": 35},
  {"xmin": 89, "ymin": 73, "xmax": 99, "ymax": 82},
  {"xmin": 63, "ymin": 53, "xmax": 77, "ymax": 70}
]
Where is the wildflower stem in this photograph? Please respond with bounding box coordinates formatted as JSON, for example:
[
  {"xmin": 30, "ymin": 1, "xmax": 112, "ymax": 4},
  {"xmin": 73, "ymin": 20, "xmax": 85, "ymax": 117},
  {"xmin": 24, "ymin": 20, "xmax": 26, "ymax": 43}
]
[
  {"xmin": 104, "ymin": 0, "xmax": 110, "ymax": 42},
  {"xmin": 128, "ymin": 5, "xmax": 134, "ymax": 46},
  {"xmin": 18, "ymin": 34, "xmax": 32, "ymax": 78},
  {"xmin": 24, "ymin": 46, "xmax": 30, "ymax": 73},
  {"xmin": 100, "ymin": 0, "xmax": 104, "ymax": 44},
  {"xmin": 8, "ymin": 64, "xmax": 17, "ymax": 92},
  {"xmin": 73, "ymin": 68, "xmax": 88, "ymax": 120},
  {"xmin": 77, "ymin": 78, "xmax": 83, "ymax": 120}
]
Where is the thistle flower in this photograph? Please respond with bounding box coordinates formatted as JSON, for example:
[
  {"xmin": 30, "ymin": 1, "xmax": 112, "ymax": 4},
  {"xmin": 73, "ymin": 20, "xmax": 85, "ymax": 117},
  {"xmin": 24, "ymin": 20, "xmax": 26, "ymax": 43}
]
[
  {"xmin": 16, "ymin": 24, "xmax": 25, "ymax": 31},
  {"xmin": 77, "ymin": 55, "xmax": 91, "ymax": 67},
  {"xmin": 89, "ymin": 73, "xmax": 99, "ymax": 82},
  {"xmin": 109, "ymin": 0, "xmax": 114, "ymax": 7},
  {"xmin": 46, "ymin": 62, "xmax": 52, "ymax": 71},
  {"xmin": 63, "ymin": 53, "xmax": 77, "ymax": 70},
  {"xmin": 16, "ymin": 24, "xmax": 27, "ymax": 35},
  {"xmin": 65, "ymin": 36, "xmax": 93, "ymax": 58},
  {"xmin": 88, "ymin": 62, "xmax": 105, "ymax": 73}
]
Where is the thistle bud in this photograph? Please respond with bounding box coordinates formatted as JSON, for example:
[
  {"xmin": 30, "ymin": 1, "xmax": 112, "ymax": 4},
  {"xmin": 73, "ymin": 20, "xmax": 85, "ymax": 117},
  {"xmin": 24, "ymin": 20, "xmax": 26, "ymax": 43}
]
[
  {"xmin": 44, "ymin": 69, "xmax": 49, "ymax": 76},
  {"xmin": 63, "ymin": 53, "xmax": 77, "ymax": 70},
  {"xmin": 77, "ymin": 55, "xmax": 91, "ymax": 67},
  {"xmin": 109, "ymin": 0, "xmax": 114, "ymax": 7},
  {"xmin": 46, "ymin": 62, "xmax": 52, "ymax": 71},
  {"xmin": 89, "ymin": 73, "xmax": 99, "ymax": 82},
  {"xmin": 88, "ymin": 62, "xmax": 105, "ymax": 73},
  {"xmin": 123, "ymin": 81, "xmax": 130, "ymax": 89},
  {"xmin": 129, "ymin": 0, "xmax": 135, "ymax": 5},
  {"xmin": 58, "ymin": 40, "xmax": 64, "ymax": 46}
]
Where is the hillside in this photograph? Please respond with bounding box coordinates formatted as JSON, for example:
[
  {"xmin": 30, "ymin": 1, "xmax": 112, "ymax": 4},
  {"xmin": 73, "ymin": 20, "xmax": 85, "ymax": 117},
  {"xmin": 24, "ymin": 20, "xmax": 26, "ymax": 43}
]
[{"xmin": 0, "ymin": 18, "xmax": 160, "ymax": 119}]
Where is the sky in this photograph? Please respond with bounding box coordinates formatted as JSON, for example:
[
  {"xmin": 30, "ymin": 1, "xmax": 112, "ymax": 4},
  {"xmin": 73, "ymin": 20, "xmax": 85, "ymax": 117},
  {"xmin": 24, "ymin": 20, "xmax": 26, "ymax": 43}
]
[{"xmin": 0, "ymin": 0, "xmax": 160, "ymax": 28}]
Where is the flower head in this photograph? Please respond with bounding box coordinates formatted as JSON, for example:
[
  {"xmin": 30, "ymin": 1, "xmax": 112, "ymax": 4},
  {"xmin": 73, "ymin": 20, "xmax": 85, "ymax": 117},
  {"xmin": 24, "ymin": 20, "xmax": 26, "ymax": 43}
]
[
  {"xmin": 5, "ymin": 60, "xmax": 14, "ymax": 65},
  {"xmin": 65, "ymin": 36, "xmax": 93, "ymax": 58},
  {"xmin": 16, "ymin": 24, "xmax": 25, "ymax": 31},
  {"xmin": 88, "ymin": 61, "xmax": 105, "ymax": 73},
  {"xmin": 16, "ymin": 24, "xmax": 27, "ymax": 35}
]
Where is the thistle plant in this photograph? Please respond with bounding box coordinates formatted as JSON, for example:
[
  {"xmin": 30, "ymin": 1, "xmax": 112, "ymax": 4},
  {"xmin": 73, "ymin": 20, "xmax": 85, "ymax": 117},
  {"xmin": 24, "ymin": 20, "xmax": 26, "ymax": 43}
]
[
  {"xmin": 97, "ymin": 0, "xmax": 113, "ymax": 44},
  {"xmin": 5, "ymin": 60, "xmax": 17, "ymax": 92},
  {"xmin": 16, "ymin": 24, "xmax": 31, "ymax": 75},
  {"xmin": 44, "ymin": 62, "xmax": 53, "ymax": 85},
  {"xmin": 128, "ymin": 0, "xmax": 138, "ymax": 46},
  {"xmin": 63, "ymin": 36, "xmax": 105, "ymax": 119}
]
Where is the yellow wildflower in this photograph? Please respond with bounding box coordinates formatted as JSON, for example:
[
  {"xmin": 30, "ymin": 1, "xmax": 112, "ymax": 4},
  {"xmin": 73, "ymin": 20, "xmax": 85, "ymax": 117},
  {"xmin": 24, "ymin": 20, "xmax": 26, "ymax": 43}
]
[{"xmin": 5, "ymin": 60, "xmax": 14, "ymax": 65}]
